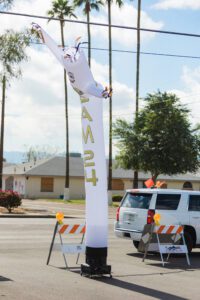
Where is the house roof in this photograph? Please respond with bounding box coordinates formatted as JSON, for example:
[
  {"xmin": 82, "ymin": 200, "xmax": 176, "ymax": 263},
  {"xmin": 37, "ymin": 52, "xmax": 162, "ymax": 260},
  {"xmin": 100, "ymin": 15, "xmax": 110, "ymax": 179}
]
[
  {"xmin": 3, "ymin": 157, "xmax": 84, "ymax": 177},
  {"xmin": 3, "ymin": 156, "xmax": 200, "ymax": 182},
  {"xmin": 3, "ymin": 162, "xmax": 15, "ymax": 168}
]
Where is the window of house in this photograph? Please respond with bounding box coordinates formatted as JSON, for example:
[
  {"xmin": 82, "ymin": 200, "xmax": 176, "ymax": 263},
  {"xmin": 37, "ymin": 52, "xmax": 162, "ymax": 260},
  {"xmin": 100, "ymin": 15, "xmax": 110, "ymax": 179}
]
[
  {"xmin": 155, "ymin": 194, "xmax": 181, "ymax": 210},
  {"xmin": 112, "ymin": 179, "xmax": 124, "ymax": 190},
  {"xmin": 41, "ymin": 177, "xmax": 54, "ymax": 192},
  {"xmin": 183, "ymin": 181, "xmax": 193, "ymax": 190},
  {"xmin": 189, "ymin": 195, "xmax": 200, "ymax": 211}
]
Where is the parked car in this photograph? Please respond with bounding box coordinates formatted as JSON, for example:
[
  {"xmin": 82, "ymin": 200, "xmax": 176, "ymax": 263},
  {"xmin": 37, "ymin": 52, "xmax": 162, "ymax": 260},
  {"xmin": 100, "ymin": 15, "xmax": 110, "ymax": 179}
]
[{"xmin": 114, "ymin": 188, "xmax": 200, "ymax": 252}]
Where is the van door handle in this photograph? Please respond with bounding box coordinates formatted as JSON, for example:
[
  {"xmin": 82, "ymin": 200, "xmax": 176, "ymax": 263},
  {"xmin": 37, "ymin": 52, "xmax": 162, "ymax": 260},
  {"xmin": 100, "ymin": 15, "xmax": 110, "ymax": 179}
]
[
  {"xmin": 124, "ymin": 221, "xmax": 131, "ymax": 224},
  {"xmin": 192, "ymin": 216, "xmax": 200, "ymax": 219}
]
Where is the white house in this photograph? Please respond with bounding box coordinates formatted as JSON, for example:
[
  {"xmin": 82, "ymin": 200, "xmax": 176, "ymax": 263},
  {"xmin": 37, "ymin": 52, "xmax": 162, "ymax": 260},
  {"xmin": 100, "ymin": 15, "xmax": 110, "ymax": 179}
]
[{"xmin": 3, "ymin": 156, "xmax": 200, "ymax": 199}]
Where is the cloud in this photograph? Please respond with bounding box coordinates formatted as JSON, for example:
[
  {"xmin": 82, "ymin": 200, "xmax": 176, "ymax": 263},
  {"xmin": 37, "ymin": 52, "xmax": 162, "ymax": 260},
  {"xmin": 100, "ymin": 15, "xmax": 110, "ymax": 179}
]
[
  {"xmin": 153, "ymin": 0, "xmax": 200, "ymax": 10},
  {"xmin": 1, "ymin": 0, "xmax": 156, "ymax": 156},
  {"xmin": 0, "ymin": 0, "xmax": 87, "ymax": 43},
  {"xmin": 0, "ymin": 0, "xmax": 163, "ymax": 47},
  {"xmin": 3, "ymin": 46, "xmax": 134, "ymax": 155},
  {"xmin": 91, "ymin": 3, "xmax": 163, "ymax": 47},
  {"xmin": 169, "ymin": 66, "xmax": 200, "ymax": 126}
]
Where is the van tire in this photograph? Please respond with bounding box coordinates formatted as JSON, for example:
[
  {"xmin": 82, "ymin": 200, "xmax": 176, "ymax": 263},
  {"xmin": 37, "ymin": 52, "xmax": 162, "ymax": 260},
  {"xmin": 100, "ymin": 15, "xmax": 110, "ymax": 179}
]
[
  {"xmin": 133, "ymin": 241, "xmax": 139, "ymax": 249},
  {"xmin": 184, "ymin": 231, "xmax": 193, "ymax": 253}
]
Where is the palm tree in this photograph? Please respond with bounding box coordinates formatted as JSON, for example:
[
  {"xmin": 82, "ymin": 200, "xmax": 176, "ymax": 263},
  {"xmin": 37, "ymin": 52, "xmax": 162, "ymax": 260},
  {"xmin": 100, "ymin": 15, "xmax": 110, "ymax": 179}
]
[
  {"xmin": 73, "ymin": 0, "xmax": 103, "ymax": 67},
  {"xmin": 106, "ymin": 0, "xmax": 123, "ymax": 204},
  {"xmin": 134, "ymin": 0, "xmax": 141, "ymax": 188},
  {"xmin": 47, "ymin": 0, "xmax": 76, "ymax": 200},
  {"xmin": 0, "ymin": 30, "xmax": 30, "ymax": 188}
]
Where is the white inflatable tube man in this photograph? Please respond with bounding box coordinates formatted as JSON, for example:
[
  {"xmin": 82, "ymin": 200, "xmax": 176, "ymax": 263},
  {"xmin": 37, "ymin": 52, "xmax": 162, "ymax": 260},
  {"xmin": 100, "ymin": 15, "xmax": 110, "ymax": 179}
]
[{"xmin": 32, "ymin": 23, "xmax": 111, "ymax": 276}]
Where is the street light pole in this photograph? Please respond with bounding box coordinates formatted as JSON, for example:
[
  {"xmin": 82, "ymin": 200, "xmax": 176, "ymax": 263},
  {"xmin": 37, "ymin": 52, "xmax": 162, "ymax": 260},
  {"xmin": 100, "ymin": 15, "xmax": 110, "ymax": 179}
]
[
  {"xmin": 0, "ymin": 75, "xmax": 6, "ymax": 189},
  {"xmin": 134, "ymin": 0, "xmax": 141, "ymax": 188}
]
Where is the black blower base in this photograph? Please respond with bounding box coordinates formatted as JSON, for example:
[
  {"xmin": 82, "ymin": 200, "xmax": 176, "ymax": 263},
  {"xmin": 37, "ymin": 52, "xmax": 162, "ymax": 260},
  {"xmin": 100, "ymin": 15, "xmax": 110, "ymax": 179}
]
[
  {"xmin": 80, "ymin": 263, "xmax": 112, "ymax": 278},
  {"xmin": 80, "ymin": 247, "xmax": 112, "ymax": 278}
]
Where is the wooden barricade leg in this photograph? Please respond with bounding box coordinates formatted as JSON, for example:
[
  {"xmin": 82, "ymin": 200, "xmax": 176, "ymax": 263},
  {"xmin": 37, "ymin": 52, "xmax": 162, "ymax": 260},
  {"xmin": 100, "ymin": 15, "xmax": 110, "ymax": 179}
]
[
  {"xmin": 143, "ymin": 224, "xmax": 154, "ymax": 262},
  {"xmin": 76, "ymin": 232, "xmax": 85, "ymax": 265},
  {"xmin": 166, "ymin": 231, "xmax": 180, "ymax": 262},
  {"xmin": 47, "ymin": 222, "xmax": 58, "ymax": 265},
  {"xmin": 166, "ymin": 234, "xmax": 176, "ymax": 263},
  {"xmin": 59, "ymin": 233, "xmax": 68, "ymax": 269},
  {"xmin": 156, "ymin": 233, "xmax": 165, "ymax": 267},
  {"xmin": 181, "ymin": 232, "xmax": 191, "ymax": 266},
  {"xmin": 167, "ymin": 226, "xmax": 190, "ymax": 266}
]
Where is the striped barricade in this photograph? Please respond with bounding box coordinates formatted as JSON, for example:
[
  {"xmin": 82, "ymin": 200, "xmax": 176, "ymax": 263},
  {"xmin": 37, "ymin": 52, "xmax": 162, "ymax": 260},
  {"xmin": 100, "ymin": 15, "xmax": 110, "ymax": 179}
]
[
  {"xmin": 47, "ymin": 222, "xmax": 86, "ymax": 269},
  {"xmin": 139, "ymin": 224, "xmax": 190, "ymax": 266},
  {"xmin": 154, "ymin": 225, "xmax": 183, "ymax": 235}
]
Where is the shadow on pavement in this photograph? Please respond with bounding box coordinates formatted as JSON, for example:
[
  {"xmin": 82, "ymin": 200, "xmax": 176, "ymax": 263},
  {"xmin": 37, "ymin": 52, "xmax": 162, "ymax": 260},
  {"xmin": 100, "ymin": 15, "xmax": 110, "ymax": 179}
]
[
  {"xmin": 99, "ymin": 277, "xmax": 187, "ymax": 300},
  {"xmin": 0, "ymin": 276, "xmax": 12, "ymax": 282},
  {"xmin": 48, "ymin": 264, "xmax": 81, "ymax": 272},
  {"xmin": 114, "ymin": 270, "xmax": 186, "ymax": 277},
  {"xmin": 127, "ymin": 251, "xmax": 200, "ymax": 270},
  {"xmin": 49, "ymin": 264, "xmax": 187, "ymax": 299}
]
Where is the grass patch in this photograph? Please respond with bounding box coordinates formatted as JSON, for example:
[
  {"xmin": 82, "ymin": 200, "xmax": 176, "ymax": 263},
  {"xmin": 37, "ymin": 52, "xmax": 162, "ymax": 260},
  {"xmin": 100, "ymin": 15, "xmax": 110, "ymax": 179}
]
[
  {"xmin": 112, "ymin": 202, "xmax": 120, "ymax": 207},
  {"xmin": 43, "ymin": 199, "xmax": 119, "ymax": 206},
  {"xmin": 44, "ymin": 199, "xmax": 85, "ymax": 204}
]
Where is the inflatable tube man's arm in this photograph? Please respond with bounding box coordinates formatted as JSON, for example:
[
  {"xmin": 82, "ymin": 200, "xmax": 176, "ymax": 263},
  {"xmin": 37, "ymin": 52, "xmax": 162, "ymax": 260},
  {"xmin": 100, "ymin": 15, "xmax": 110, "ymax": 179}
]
[
  {"xmin": 32, "ymin": 23, "xmax": 64, "ymax": 66},
  {"xmin": 31, "ymin": 23, "xmax": 112, "ymax": 99}
]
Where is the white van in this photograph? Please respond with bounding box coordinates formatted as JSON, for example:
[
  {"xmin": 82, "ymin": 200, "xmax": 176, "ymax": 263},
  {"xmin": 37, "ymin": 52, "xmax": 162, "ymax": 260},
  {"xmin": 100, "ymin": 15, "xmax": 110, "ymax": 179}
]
[{"xmin": 114, "ymin": 189, "xmax": 200, "ymax": 252}]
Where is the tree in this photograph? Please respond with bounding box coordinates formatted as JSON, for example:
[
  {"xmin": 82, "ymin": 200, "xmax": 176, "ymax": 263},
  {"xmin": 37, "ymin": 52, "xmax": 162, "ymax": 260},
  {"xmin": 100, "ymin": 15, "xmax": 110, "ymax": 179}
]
[
  {"xmin": 113, "ymin": 91, "xmax": 200, "ymax": 184},
  {"xmin": 23, "ymin": 145, "xmax": 59, "ymax": 162},
  {"xmin": 0, "ymin": 30, "xmax": 30, "ymax": 189},
  {"xmin": 0, "ymin": 190, "xmax": 21, "ymax": 213},
  {"xmin": 105, "ymin": 0, "xmax": 123, "ymax": 202},
  {"xmin": 73, "ymin": 0, "xmax": 103, "ymax": 67},
  {"xmin": 47, "ymin": 0, "xmax": 76, "ymax": 200}
]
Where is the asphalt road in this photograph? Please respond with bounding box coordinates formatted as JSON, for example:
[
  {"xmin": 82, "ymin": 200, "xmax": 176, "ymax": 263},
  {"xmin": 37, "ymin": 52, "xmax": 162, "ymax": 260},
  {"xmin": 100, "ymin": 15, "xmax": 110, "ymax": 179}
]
[{"xmin": 0, "ymin": 215, "xmax": 200, "ymax": 299}]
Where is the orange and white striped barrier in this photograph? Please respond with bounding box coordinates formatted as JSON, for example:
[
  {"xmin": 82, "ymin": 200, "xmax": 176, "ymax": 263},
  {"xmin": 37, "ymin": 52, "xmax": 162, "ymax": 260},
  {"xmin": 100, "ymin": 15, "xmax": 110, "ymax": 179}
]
[
  {"xmin": 140, "ymin": 223, "xmax": 190, "ymax": 267},
  {"xmin": 154, "ymin": 225, "xmax": 183, "ymax": 235},
  {"xmin": 47, "ymin": 221, "xmax": 86, "ymax": 269},
  {"xmin": 58, "ymin": 224, "xmax": 86, "ymax": 235}
]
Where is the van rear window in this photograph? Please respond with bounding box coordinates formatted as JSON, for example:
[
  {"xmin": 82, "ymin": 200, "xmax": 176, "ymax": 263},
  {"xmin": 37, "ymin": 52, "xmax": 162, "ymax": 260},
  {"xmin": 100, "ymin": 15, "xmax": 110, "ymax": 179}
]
[
  {"xmin": 121, "ymin": 193, "xmax": 152, "ymax": 209},
  {"xmin": 156, "ymin": 194, "xmax": 181, "ymax": 210}
]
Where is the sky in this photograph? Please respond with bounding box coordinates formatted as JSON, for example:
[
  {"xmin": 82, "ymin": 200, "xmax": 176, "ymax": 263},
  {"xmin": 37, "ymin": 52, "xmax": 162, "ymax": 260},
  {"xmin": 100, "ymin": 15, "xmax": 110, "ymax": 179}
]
[{"xmin": 1, "ymin": 0, "xmax": 200, "ymax": 159}]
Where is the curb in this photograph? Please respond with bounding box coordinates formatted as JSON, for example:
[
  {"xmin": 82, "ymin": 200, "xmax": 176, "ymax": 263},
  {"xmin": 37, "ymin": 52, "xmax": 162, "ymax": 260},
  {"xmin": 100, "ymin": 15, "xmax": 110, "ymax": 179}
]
[{"xmin": 0, "ymin": 214, "xmax": 76, "ymax": 218}]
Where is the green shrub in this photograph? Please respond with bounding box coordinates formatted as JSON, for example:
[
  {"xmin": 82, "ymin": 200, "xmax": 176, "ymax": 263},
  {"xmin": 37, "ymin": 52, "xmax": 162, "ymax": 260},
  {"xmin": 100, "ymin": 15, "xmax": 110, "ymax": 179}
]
[
  {"xmin": 0, "ymin": 190, "xmax": 22, "ymax": 213},
  {"xmin": 112, "ymin": 195, "xmax": 123, "ymax": 202}
]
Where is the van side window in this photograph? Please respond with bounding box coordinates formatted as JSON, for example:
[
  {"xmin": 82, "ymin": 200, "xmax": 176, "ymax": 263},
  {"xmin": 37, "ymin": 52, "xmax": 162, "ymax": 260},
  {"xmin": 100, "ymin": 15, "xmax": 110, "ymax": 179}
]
[
  {"xmin": 189, "ymin": 195, "xmax": 200, "ymax": 211},
  {"xmin": 156, "ymin": 194, "xmax": 181, "ymax": 210},
  {"xmin": 122, "ymin": 193, "xmax": 152, "ymax": 209}
]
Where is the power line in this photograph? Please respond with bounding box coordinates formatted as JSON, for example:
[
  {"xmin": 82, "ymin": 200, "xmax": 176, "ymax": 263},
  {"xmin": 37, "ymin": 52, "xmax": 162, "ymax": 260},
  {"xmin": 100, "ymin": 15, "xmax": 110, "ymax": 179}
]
[
  {"xmin": 31, "ymin": 41, "xmax": 200, "ymax": 60},
  {"xmin": 86, "ymin": 47, "xmax": 200, "ymax": 60},
  {"xmin": 1, "ymin": 10, "xmax": 200, "ymax": 39},
  {"xmin": 1, "ymin": 11, "xmax": 200, "ymax": 60},
  {"xmin": 2, "ymin": 11, "xmax": 200, "ymax": 118}
]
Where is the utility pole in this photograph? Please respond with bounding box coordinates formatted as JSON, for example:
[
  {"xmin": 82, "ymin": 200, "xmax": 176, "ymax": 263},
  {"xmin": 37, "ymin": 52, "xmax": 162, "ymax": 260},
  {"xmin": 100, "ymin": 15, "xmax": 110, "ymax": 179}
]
[
  {"xmin": 134, "ymin": 0, "xmax": 141, "ymax": 188},
  {"xmin": 0, "ymin": 75, "xmax": 6, "ymax": 189},
  {"xmin": 108, "ymin": 0, "xmax": 113, "ymax": 204}
]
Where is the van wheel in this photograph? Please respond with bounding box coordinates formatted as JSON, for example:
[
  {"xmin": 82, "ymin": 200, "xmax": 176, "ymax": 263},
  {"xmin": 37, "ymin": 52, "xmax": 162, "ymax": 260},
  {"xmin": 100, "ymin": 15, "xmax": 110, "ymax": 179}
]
[
  {"xmin": 133, "ymin": 241, "xmax": 139, "ymax": 249},
  {"xmin": 184, "ymin": 231, "xmax": 193, "ymax": 253}
]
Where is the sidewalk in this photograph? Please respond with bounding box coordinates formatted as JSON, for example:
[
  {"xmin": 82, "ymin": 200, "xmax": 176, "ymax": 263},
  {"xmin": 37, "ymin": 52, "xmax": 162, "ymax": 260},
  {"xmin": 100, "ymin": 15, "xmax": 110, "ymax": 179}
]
[{"xmin": 0, "ymin": 199, "xmax": 118, "ymax": 219}]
